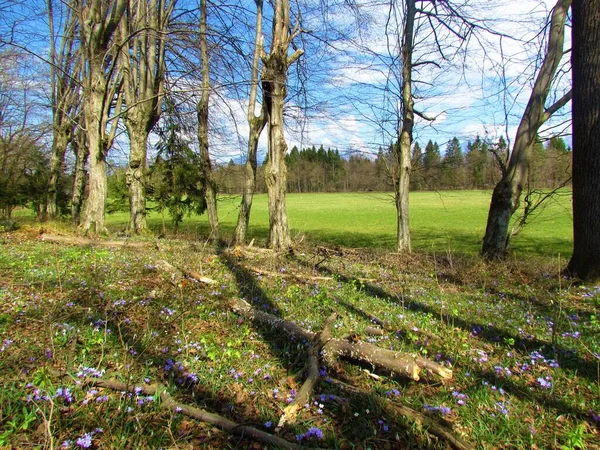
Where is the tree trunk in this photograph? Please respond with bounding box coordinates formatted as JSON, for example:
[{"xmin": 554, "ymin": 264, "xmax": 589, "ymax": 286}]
[
  {"xmin": 234, "ymin": 129, "xmax": 261, "ymax": 244},
  {"xmin": 119, "ymin": 0, "xmax": 171, "ymax": 235},
  {"xmin": 264, "ymin": 59, "xmax": 291, "ymax": 249},
  {"xmin": 46, "ymin": 130, "xmax": 69, "ymax": 219},
  {"xmin": 395, "ymin": 0, "xmax": 415, "ymax": 253},
  {"xmin": 78, "ymin": 0, "xmax": 127, "ymax": 235},
  {"xmin": 71, "ymin": 134, "xmax": 88, "ymax": 225},
  {"xmin": 198, "ymin": 0, "xmax": 219, "ymax": 241},
  {"xmin": 481, "ymin": 0, "xmax": 571, "ymax": 259},
  {"xmin": 567, "ymin": 0, "xmax": 600, "ymax": 280},
  {"xmin": 80, "ymin": 70, "xmax": 110, "ymax": 235},
  {"xmin": 262, "ymin": 0, "xmax": 302, "ymax": 250},
  {"xmin": 126, "ymin": 128, "xmax": 147, "ymax": 232},
  {"xmin": 234, "ymin": 0, "xmax": 266, "ymax": 246}
]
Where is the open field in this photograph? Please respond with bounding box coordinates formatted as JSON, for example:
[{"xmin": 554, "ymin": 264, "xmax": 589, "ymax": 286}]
[{"xmin": 101, "ymin": 190, "xmax": 573, "ymax": 257}]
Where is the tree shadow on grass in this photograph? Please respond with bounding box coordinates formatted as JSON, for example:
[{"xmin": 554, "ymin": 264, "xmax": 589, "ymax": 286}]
[{"xmin": 288, "ymin": 252, "xmax": 598, "ymax": 420}]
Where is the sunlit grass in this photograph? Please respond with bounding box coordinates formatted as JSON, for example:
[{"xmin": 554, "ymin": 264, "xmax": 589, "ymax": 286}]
[{"xmin": 98, "ymin": 190, "xmax": 573, "ymax": 257}]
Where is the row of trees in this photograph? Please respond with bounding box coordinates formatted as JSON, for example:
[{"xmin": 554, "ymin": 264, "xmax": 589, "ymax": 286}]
[
  {"xmin": 212, "ymin": 136, "xmax": 570, "ymax": 194},
  {"xmin": 0, "ymin": 0, "xmax": 598, "ymax": 279}
]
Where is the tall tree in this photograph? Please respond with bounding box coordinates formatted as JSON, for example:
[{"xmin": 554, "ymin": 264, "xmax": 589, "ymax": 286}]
[
  {"xmin": 234, "ymin": 0, "xmax": 267, "ymax": 245},
  {"xmin": 481, "ymin": 0, "xmax": 572, "ymax": 259},
  {"xmin": 78, "ymin": 0, "xmax": 127, "ymax": 234},
  {"xmin": 197, "ymin": 0, "xmax": 219, "ymax": 240},
  {"xmin": 45, "ymin": 0, "xmax": 80, "ymax": 219},
  {"xmin": 566, "ymin": 0, "xmax": 600, "ymax": 280},
  {"xmin": 393, "ymin": 0, "xmax": 416, "ymax": 252},
  {"xmin": 261, "ymin": 0, "xmax": 303, "ymax": 249},
  {"xmin": 119, "ymin": 0, "xmax": 174, "ymax": 233}
]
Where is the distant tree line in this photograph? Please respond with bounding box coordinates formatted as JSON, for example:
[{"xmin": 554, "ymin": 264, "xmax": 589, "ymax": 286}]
[{"xmin": 211, "ymin": 136, "xmax": 571, "ymax": 194}]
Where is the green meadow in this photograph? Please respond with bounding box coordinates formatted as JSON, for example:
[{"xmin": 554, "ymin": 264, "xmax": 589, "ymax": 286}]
[{"xmin": 105, "ymin": 190, "xmax": 573, "ymax": 257}]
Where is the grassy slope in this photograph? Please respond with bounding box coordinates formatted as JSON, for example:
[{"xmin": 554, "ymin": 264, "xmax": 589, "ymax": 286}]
[{"xmin": 103, "ymin": 190, "xmax": 573, "ymax": 257}]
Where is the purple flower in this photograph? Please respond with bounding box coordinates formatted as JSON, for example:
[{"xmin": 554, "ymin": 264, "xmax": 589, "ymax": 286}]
[
  {"xmin": 75, "ymin": 433, "xmax": 93, "ymax": 448},
  {"xmin": 589, "ymin": 409, "xmax": 600, "ymax": 423},
  {"xmin": 265, "ymin": 421, "xmax": 273, "ymax": 428},
  {"xmin": 537, "ymin": 376, "xmax": 552, "ymax": 389},
  {"xmin": 305, "ymin": 427, "xmax": 324, "ymax": 439}
]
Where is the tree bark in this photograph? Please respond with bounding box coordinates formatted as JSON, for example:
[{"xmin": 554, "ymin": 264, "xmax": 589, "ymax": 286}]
[
  {"xmin": 46, "ymin": 131, "xmax": 70, "ymax": 218},
  {"xmin": 481, "ymin": 0, "xmax": 571, "ymax": 259},
  {"xmin": 197, "ymin": 0, "xmax": 219, "ymax": 240},
  {"xmin": 234, "ymin": 0, "xmax": 266, "ymax": 245},
  {"xmin": 262, "ymin": 0, "xmax": 302, "ymax": 250},
  {"xmin": 126, "ymin": 129, "xmax": 148, "ymax": 232},
  {"xmin": 395, "ymin": 0, "xmax": 415, "ymax": 253},
  {"xmin": 71, "ymin": 131, "xmax": 88, "ymax": 225},
  {"xmin": 566, "ymin": 0, "xmax": 600, "ymax": 280}
]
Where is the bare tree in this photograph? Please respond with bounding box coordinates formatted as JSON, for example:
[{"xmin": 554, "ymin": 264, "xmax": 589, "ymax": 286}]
[
  {"xmin": 119, "ymin": 0, "xmax": 174, "ymax": 233},
  {"xmin": 45, "ymin": 0, "xmax": 81, "ymax": 219},
  {"xmin": 78, "ymin": 0, "xmax": 127, "ymax": 234},
  {"xmin": 566, "ymin": 0, "xmax": 600, "ymax": 280},
  {"xmin": 481, "ymin": 0, "xmax": 572, "ymax": 259},
  {"xmin": 197, "ymin": 0, "xmax": 219, "ymax": 240},
  {"xmin": 393, "ymin": 0, "xmax": 416, "ymax": 253},
  {"xmin": 234, "ymin": 0, "xmax": 267, "ymax": 246},
  {"xmin": 262, "ymin": 0, "xmax": 303, "ymax": 249}
]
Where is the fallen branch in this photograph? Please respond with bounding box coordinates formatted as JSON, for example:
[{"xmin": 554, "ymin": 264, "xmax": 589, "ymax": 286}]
[
  {"xmin": 41, "ymin": 234, "xmax": 151, "ymax": 248},
  {"xmin": 329, "ymin": 378, "xmax": 473, "ymax": 450},
  {"xmin": 276, "ymin": 314, "xmax": 337, "ymax": 431},
  {"xmin": 248, "ymin": 266, "xmax": 333, "ymax": 282},
  {"xmin": 79, "ymin": 378, "xmax": 313, "ymax": 450},
  {"xmin": 155, "ymin": 260, "xmax": 216, "ymax": 285},
  {"xmin": 229, "ymin": 297, "xmax": 451, "ymax": 381}
]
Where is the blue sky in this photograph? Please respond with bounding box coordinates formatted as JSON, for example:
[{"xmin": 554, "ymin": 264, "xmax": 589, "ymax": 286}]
[{"xmin": 1, "ymin": 0, "xmax": 572, "ymax": 164}]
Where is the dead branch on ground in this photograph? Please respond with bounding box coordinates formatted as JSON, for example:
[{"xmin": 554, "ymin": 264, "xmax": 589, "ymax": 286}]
[
  {"xmin": 41, "ymin": 234, "xmax": 151, "ymax": 248},
  {"xmin": 155, "ymin": 260, "xmax": 216, "ymax": 285},
  {"xmin": 276, "ymin": 313, "xmax": 337, "ymax": 431},
  {"xmin": 229, "ymin": 297, "xmax": 452, "ymax": 381},
  {"xmin": 329, "ymin": 378, "xmax": 473, "ymax": 450},
  {"xmin": 77, "ymin": 377, "xmax": 314, "ymax": 450}
]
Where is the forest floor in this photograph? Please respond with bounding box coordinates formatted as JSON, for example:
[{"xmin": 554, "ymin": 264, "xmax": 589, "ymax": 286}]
[{"xmin": 0, "ymin": 224, "xmax": 599, "ymax": 449}]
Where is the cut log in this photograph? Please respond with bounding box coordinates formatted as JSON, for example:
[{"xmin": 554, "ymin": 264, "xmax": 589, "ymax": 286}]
[{"xmin": 229, "ymin": 297, "xmax": 451, "ymax": 381}]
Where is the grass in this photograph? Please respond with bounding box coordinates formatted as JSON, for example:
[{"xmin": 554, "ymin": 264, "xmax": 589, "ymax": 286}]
[
  {"xmin": 0, "ymin": 217, "xmax": 598, "ymax": 448},
  {"xmin": 95, "ymin": 190, "xmax": 572, "ymax": 257},
  {"xmin": 1, "ymin": 190, "xmax": 591, "ymax": 449}
]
